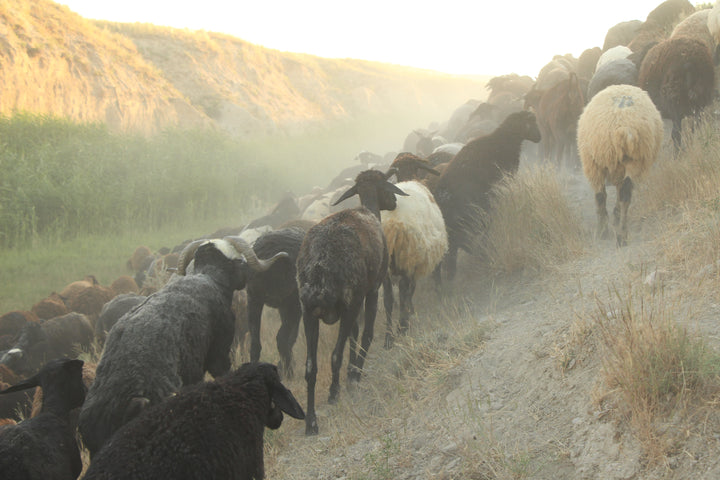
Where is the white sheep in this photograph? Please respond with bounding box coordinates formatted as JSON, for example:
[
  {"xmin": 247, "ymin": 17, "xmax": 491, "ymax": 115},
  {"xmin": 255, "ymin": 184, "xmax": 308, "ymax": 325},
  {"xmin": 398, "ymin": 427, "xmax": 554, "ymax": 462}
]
[
  {"xmin": 381, "ymin": 154, "xmax": 448, "ymax": 347},
  {"xmin": 709, "ymin": 2, "xmax": 720, "ymax": 45},
  {"xmin": 577, "ymin": 84, "xmax": 664, "ymax": 246},
  {"xmin": 595, "ymin": 45, "xmax": 632, "ymax": 71}
]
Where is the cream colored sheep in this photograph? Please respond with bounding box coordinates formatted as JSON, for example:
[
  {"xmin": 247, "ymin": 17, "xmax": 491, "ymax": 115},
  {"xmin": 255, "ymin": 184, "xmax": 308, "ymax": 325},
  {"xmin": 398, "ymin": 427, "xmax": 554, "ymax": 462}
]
[
  {"xmin": 709, "ymin": 2, "xmax": 720, "ymax": 44},
  {"xmin": 577, "ymin": 84, "xmax": 664, "ymax": 246},
  {"xmin": 672, "ymin": 9, "xmax": 715, "ymax": 55},
  {"xmin": 595, "ymin": 45, "xmax": 632, "ymax": 71}
]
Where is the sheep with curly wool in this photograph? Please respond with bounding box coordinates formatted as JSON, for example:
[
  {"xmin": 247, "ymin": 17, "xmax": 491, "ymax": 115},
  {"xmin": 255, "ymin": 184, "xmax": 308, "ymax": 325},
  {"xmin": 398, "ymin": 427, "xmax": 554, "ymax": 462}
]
[
  {"xmin": 671, "ymin": 9, "xmax": 715, "ymax": 55},
  {"xmin": 0, "ymin": 358, "xmax": 86, "ymax": 480},
  {"xmin": 78, "ymin": 237, "xmax": 288, "ymax": 457},
  {"xmin": 82, "ymin": 362, "xmax": 303, "ymax": 480},
  {"xmin": 638, "ymin": 35, "xmax": 715, "ymax": 147},
  {"xmin": 381, "ymin": 154, "xmax": 447, "ymax": 348},
  {"xmin": 430, "ymin": 110, "xmax": 541, "ymax": 283},
  {"xmin": 577, "ymin": 84, "xmax": 664, "ymax": 246},
  {"xmin": 94, "ymin": 293, "xmax": 146, "ymax": 346},
  {"xmin": 297, "ymin": 169, "xmax": 407, "ymax": 435},
  {"xmin": 596, "ymin": 45, "xmax": 633, "ymax": 71}
]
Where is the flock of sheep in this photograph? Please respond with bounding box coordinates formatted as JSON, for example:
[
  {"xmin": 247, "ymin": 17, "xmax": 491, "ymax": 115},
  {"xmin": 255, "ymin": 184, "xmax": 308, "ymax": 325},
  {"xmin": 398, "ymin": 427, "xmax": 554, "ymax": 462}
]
[{"xmin": 1, "ymin": 0, "xmax": 719, "ymax": 478}]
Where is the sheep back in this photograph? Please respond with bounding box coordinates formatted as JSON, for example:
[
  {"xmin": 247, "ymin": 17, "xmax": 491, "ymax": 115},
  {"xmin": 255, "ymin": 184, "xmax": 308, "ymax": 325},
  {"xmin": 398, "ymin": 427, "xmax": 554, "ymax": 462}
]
[
  {"xmin": 587, "ymin": 58, "xmax": 639, "ymax": 101},
  {"xmin": 577, "ymin": 84, "xmax": 664, "ymax": 191},
  {"xmin": 298, "ymin": 208, "xmax": 387, "ymax": 315},
  {"xmin": 381, "ymin": 181, "xmax": 448, "ymax": 279},
  {"xmin": 79, "ymin": 274, "xmax": 236, "ymax": 455}
]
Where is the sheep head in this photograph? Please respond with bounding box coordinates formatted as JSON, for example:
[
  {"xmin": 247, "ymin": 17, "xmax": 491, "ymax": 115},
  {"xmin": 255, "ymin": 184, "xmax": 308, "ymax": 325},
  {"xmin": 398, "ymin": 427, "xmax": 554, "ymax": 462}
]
[
  {"xmin": 332, "ymin": 169, "xmax": 408, "ymax": 215},
  {"xmin": 389, "ymin": 153, "xmax": 441, "ymax": 182},
  {"xmin": 177, "ymin": 237, "xmax": 289, "ymax": 280}
]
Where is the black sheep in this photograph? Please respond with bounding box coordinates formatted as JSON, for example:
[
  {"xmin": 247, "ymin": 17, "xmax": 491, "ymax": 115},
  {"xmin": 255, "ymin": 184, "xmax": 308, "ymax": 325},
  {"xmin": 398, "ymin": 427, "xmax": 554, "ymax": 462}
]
[
  {"xmin": 0, "ymin": 358, "xmax": 86, "ymax": 480},
  {"xmin": 246, "ymin": 226, "xmax": 307, "ymax": 378},
  {"xmin": 78, "ymin": 237, "xmax": 288, "ymax": 457},
  {"xmin": 82, "ymin": 362, "xmax": 304, "ymax": 480},
  {"xmin": 638, "ymin": 35, "xmax": 715, "ymax": 147},
  {"xmin": 94, "ymin": 293, "xmax": 146, "ymax": 346},
  {"xmin": 431, "ymin": 110, "xmax": 541, "ymax": 282},
  {"xmin": 297, "ymin": 169, "xmax": 407, "ymax": 435}
]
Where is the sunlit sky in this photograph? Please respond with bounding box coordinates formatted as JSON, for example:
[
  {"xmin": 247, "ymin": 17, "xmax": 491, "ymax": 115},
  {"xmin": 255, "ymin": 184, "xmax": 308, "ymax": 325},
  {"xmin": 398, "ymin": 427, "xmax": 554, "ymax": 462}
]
[{"xmin": 57, "ymin": 0, "xmax": 670, "ymax": 77}]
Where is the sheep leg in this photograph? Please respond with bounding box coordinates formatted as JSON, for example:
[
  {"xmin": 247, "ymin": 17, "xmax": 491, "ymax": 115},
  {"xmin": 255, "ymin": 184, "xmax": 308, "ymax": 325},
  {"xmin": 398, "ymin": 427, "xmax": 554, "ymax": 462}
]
[
  {"xmin": 247, "ymin": 297, "xmax": 264, "ymax": 363},
  {"xmin": 445, "ymin": 244, "xmax": 459, "ymax": 282},
  {"xmin": 349, "ymin": 291, "xmax": 378, "ymax": 384},
  {"xmin": 382, "ymin": 275, "xmax": 395, "ymax": 349},
  {"xmin": 330, "ymin": 305, "xmax": 360, "ymax": 403},
  {"xmin": 594, "ymin": 185, "xmax": 610, "ymax": 240},
  {"xmin": 277, "ymin": 298, "xmax": 301, "ymax": 379},
  {"xmin": 616, "ymin": 177, "xmax": 633, "ymax": 247},
  {"xmin": 398, "ymin": 274, "xmax": 415, "ymax": 336},
  {"xmin": 303, "ymin": 313, "xmax": 320, "ymax": 435}
]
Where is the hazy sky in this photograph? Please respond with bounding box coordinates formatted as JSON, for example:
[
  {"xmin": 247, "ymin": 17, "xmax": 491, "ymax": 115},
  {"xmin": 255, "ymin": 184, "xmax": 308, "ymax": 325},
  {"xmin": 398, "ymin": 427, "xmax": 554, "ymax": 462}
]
[{"xmin": 57, "ymin": 0, "xmax": 669, "ymax": 76}]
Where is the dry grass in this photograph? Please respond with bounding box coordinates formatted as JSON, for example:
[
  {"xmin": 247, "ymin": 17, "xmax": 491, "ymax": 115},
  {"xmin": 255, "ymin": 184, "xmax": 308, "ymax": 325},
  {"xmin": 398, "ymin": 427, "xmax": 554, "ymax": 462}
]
[
  {"xmin": 591, "ymin": 284, "xmax": 720, "ymax": 463},
  {"xmin": 479, "ymin": 165, "xmax": 588, "ymax": 275}
]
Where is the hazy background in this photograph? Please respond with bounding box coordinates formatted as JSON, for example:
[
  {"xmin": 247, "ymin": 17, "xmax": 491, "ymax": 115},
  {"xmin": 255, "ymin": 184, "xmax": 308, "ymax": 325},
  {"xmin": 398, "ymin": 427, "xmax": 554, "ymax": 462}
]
[{"xmin": 56, "ymin": 0, "xmax": 665, "ymax": 76}]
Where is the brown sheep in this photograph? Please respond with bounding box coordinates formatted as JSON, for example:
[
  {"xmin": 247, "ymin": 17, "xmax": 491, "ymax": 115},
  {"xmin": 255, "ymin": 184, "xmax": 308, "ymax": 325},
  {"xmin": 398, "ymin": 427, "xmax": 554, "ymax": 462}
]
[
  {"xmin": 638, "ymin": 35, "xmax": 715, "ymax": 147},
  {"xmin": 31, "ymin": 292, "xmax": 70, "ymax": 320},
  {"xmin": 127, "ymin": 245, "xmax": 154, "ymax": 273},
  {"xmin": 535, "ymin": 72, "xmax": 585, "ymax": 169},
  {"xmin": 64, "ymin": 284, "xmax": 115, "ymax": 326},
  {"xmin": 110, "ymin": 275, "xmax": 140, "ymax": 295}
]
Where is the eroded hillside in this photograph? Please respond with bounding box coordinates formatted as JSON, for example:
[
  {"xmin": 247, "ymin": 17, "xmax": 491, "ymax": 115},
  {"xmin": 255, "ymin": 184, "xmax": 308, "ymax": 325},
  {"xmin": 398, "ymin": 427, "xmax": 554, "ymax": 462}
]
[{"xmin": 0, "ymin": 0, "xmax": 489, "ymax": 136}]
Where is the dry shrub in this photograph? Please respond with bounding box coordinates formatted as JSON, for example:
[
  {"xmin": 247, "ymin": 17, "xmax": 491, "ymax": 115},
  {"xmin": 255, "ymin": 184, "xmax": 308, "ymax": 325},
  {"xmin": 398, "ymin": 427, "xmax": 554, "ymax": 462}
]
[
  {"xmin": 638, "ymin": 107, "xmax": 720, "ymax": 216},
  {"xmin": 593, "ymin": 285, "xmax": 720, "ymax": 462},
  {"xmin": 480, "ymin": 165, "xmax": 587, "ymax": 274}
]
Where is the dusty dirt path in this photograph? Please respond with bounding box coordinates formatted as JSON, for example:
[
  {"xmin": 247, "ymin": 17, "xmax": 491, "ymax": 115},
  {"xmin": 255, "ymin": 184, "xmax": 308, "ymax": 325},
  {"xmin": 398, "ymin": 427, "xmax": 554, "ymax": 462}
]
[{"xmin": 265, "ymin": 163, "xmax": 720, "ymax": 479}]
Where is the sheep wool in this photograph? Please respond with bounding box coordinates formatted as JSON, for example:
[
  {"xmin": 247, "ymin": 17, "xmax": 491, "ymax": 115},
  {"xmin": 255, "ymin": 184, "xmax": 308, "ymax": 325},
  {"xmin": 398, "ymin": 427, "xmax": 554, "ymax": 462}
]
[{"xmin": 381, "ymin": 181, "xmax": 447, "ymax": 279}]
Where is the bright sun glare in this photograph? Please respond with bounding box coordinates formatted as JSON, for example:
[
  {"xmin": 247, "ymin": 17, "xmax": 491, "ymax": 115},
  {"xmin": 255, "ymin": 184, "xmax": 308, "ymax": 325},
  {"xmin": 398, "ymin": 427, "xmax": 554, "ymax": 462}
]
[{"xmin": 57, "ymin": 0, "xmax": 673, "ymax": 76}]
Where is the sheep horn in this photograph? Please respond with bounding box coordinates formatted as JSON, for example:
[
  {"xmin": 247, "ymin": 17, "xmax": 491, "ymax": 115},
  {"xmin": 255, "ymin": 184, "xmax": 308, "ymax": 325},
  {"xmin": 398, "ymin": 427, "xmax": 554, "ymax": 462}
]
[
  {"xmin": 223, "ymin": 236, "xmax": 289, "ymax": 272},
  {"xmin": 384, "ymin": 168, "xmax": 398, "ymax": 180},
  {"xmin": 177, "ymin": 240, "xmax": 205, "ymax": 276},
  {"xmin": 331, "ymin": 185, "xmax": 358, "ymax": 206}
]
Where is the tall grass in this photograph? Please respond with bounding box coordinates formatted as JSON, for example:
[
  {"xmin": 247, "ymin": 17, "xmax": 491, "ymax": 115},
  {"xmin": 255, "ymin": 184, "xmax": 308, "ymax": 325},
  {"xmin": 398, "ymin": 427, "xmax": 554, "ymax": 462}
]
[{"xmin": 0, "ymin": 113, "xmax": 280, "ymax": 249}]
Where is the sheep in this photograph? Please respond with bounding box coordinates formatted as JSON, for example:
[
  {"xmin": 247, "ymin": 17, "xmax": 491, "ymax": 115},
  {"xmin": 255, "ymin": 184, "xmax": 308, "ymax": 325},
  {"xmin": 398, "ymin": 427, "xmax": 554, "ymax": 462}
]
[
  {"xmin": 645, "ymin": 0, "xmax": 695, "ymax": 30},
  {"xmin": 577, "ymin": 84, "xmax": 664, "ymax": 246},
  {"xmin": 402, "ymin": 129, "xmax": 437, "ymax": 158},
  {"xmin": 0, "ymin": 358, "xmax": 86, "ymax": 480},
  {"xmin": 603, "ymin": 20, "xmax": 644, "ymax": 51},
  {"xmin": 301, "ymin": 183, "xmax": 362, "ymax": 222},
  {"xmin": 64, "ymin": 283, "xmax": 115, "ymax": 326},
  {"xmin": 586, "ymin": 58, "xmax": 639, "ymax": 101},
  {"xmin": 577, "ymin": 47, "xmax": 603, "ymax": 82},
  {"xmin": 671, "ymin": 9, "xmax": 715, "ymax": 56},
  {"xmin": 596, "ymin": 45, "xmax": 633, "ymax": 71},
  {"xmin": 126, "ymin": 245, "xmax": 154, "ymax": 274},
  {"xmin": 109, "ymin": 275, "xmax": 139, "ymax": 295},
  {"xmin": 245, "ymin": 227, "xmax": 306, "ymax": 378},
  {"xmin": 94, "ymin": 293, "xmax": 146, "ymax": 346},
  {"xmin": 638, "ymin": 35, "xmax": 715, "ymax": 147},
  {"xmin": 431, "ymin": 110, "xmax": 541, "ymax": 282},
  {"xmin": 78, "ymin": 236, "xmax": 289, "ymax": 457},
  {"xmin": 381, "ymin": 154, "xmax": 447, "ymax": 348},
  {"xmin": 709, "ymin": 2, "xmax": 720, "ymax": 46},
  {"xmin": 0, "ymin": 364, "xmax": 34, "ymax": 422},
  {"xmin": 31, "ymin": 292, "xmax": 70, "ymax": 320},
  {"xmin": 438, "ymin": 99, "xmax": 482, "ymax": 142},
  {"xmin": 242, "ymin": 193, "xmax": 301, "ymax": 231},
  {"xmin": 297, "ymin": 169, "xmax": 407, "ymax": 435},
  {"xmin": 0, "ymin": 312, "xmax": 93, "ymax": 377},
  {"xmin": 0, "ymin": 310, "xmax": 39, "ymax": 351},
  {"xmin": 82, "ymin": 362, "xmax": 304, "ymax": 480},
  {"xmin": 534, "ymin": 71, "xmax": 585, "ymax": 168}
]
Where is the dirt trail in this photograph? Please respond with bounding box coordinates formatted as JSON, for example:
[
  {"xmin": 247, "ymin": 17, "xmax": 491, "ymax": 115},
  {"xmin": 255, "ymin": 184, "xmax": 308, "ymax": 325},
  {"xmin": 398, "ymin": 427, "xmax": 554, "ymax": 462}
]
[{"xmin": 266, "ymin": 164, "xmax": 720, "ymax": 479}]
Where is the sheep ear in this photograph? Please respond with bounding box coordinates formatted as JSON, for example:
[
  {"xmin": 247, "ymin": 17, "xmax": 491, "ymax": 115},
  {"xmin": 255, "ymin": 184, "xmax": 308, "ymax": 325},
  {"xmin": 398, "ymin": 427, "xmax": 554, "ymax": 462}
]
[
  {"xmin": 0, "ymin": 373, "xmax": 40, "ymax": 394},
  {"xmin": 123, "ymin": 396, "xmax": 150, "ymax": 424},
  {"xmin": 383, "ymin": 181, "xmax": 409, "ymax": 197},
  {"xmin": 272, "ymin": 384, "xmax": 305, "ymax": 420},
  {"xmin": 331, "ymin": 185, "xmax": 358, "ymax": 206},
  {"xmin": 418, "ymin": 164, "xmax": 441, "ymax": 176}
]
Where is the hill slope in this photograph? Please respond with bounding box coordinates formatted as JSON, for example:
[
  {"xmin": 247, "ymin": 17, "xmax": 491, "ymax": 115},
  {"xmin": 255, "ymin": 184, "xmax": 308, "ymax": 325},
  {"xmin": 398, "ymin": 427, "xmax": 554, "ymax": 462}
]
[{"xmin": 0, "ymin": 0, "xmax": 489, "ymax": 136}]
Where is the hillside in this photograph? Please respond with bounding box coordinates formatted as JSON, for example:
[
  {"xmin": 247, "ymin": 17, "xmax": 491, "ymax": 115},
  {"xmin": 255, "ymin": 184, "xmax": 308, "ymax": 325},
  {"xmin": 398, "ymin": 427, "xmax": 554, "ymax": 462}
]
[{"xmin": 0, "ymin": 0, "xmax": 489, "ymax": 136}]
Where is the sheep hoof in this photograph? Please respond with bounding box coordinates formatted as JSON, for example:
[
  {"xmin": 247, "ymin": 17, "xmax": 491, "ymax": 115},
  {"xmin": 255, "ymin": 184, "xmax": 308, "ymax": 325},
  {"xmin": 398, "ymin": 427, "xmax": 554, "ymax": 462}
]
[
  {"xmin": 347, "ymin": 369, "xmax": 362, "ymax": 384},
  {"xmin": 305, "ymin": 419, "xmax": 319, "ymax": 436}
]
